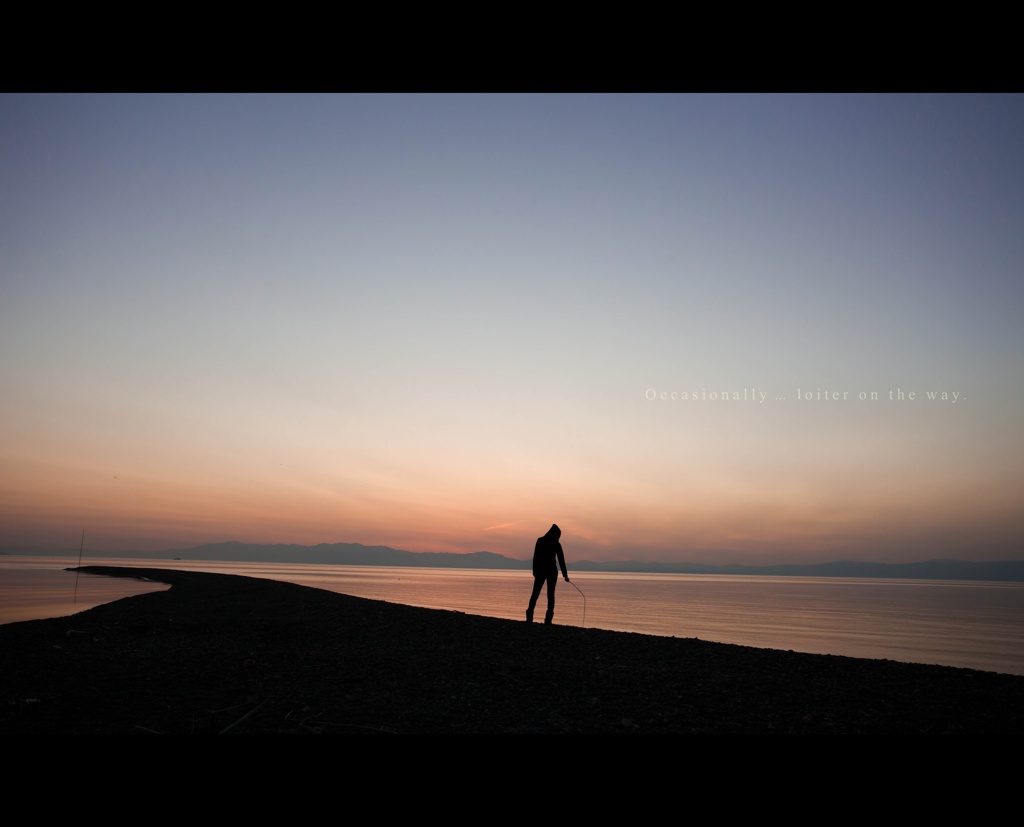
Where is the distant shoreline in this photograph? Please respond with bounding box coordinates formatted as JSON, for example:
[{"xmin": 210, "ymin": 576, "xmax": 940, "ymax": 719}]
[{"xmin": 4, "ymin": 543, "xmax": 1024, "ymax": 581}]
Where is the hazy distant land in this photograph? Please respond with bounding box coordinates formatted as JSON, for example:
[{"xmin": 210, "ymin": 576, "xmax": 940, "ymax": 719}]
[{"xmin": 4, "ymin": 541, "xmax": 1024, "ymax": 582}]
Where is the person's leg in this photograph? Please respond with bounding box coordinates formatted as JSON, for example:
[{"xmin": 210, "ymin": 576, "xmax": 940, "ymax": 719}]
[
  {"xmin": 544, "ymin": 572, "xmax": 557, "ymax": 624},
  {"xmin": 527, "ymin": 575, "xmax": 543, "ymax": 622}
]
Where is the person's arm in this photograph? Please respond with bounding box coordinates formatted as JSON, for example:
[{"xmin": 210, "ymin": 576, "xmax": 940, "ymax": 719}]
[{"xmin": 557, "ymin": 543, "xmax": 568, "ymax": 581}]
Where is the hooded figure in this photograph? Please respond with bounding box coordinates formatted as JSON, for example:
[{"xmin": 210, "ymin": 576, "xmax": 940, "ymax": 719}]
[{"xmin": 526, "ymin": 523, "xmax": 569, "ymax": 624}]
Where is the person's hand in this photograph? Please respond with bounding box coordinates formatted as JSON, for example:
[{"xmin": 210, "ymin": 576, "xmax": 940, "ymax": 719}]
[{"xmin": 564, "ymin": 576, "xmax": 570, "ymax": 582}]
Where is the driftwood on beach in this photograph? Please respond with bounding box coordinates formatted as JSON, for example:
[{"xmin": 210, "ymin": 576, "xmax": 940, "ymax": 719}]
[{"xmin": 1, "ymin": 566, "xmax": 1022, "ymax": 734}]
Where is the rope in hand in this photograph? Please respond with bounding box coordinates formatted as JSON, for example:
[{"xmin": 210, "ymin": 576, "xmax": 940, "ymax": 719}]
[{"xmin": 567, "ymin": 578, "xmax": 586, "ymax": 628}]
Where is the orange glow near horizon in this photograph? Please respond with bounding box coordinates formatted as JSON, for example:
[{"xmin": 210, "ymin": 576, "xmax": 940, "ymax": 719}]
[{"xmin": 3, "ymin": 436, "xmax": 1022, "ymax": 565}]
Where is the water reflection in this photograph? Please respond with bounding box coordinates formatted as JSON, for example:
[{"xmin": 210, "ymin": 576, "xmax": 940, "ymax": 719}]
[{"xmin": 2, "ymin": 557, "xmax": 1023, "ymax": 675}]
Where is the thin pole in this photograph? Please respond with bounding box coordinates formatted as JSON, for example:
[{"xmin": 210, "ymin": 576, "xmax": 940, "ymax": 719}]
[{"xmin": 73, "ymin": 530, "xmax": 84, "ymax": 604}]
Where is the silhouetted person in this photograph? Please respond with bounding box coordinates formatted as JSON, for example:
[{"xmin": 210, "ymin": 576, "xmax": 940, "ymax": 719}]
[{"xmin": 526, "ymin": 523, "xmax": 568, "ymax": 624}]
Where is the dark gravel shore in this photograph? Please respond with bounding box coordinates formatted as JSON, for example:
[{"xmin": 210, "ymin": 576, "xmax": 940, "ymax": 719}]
[{"xmin": 2, "ymin": 566, "xmax": 1023, "ymax": 734}]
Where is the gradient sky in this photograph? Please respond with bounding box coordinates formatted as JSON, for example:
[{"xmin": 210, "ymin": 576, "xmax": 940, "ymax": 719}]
[{"xmin": 2, "ymin": 93, "xmax": 1022, "ymax": 564}]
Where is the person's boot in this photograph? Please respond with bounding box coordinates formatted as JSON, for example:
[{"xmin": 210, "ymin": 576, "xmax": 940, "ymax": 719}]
[
  {"xmin": 526, "ymin": 607, "xmax": 534, "ymax": 623},
  {"xmin": 544, "ymin": 609, "xmax": 554, "ymax": 625}
]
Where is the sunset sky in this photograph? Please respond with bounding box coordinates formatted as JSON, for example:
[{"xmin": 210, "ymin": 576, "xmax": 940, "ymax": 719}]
[{"xmin": 2, "ymin": 94, "xmax": 1022, "ymax": 564}]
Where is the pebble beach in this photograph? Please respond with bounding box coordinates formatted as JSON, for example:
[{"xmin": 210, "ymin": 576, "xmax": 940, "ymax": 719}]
[{"xmin": 2, "ymin": 566, "xmax": 1022, "ymax": 734}]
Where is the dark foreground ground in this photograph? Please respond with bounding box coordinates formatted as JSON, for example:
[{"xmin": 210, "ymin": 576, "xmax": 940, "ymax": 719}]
[{"xmin": 2, "ymin": 566, "xmax": 1023, "ymax": 734}]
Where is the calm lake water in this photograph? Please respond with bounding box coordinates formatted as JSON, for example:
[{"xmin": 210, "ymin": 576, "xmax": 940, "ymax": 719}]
[{"xmin": 3, "ymin": 556, "xmax": 1024, "ymax": 676}]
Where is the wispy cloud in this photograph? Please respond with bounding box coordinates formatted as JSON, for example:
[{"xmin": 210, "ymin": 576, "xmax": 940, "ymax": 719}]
[{"xmin": 483, "ymin": 521, "xmax": 524, "ymax": 532}]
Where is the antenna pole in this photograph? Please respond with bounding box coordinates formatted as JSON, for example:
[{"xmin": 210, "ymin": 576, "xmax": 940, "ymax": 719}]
[{"xmin": 73, "ymin": 530, "xmax": 85, "ymax": 604}]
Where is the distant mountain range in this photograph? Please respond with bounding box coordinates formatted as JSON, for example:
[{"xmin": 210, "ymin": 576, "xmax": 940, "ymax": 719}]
[{"xmin": 5, "ymin": 541, "xmax": 1024, "ymax": 581}]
